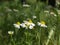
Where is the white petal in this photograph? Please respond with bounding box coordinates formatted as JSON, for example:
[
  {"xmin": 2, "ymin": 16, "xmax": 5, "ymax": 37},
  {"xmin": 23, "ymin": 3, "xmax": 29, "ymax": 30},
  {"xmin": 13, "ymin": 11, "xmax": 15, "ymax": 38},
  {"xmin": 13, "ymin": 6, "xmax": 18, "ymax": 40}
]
[
  {"xmin": 41, "ymin": 24, "xmax": 47, "ymax": 28},
  {"xmin": 20, "ymin": 23, "xmax": 26, "ymax": 28},
  {"xmin": 13, "ymin": 24, "xmax": 20, "ymax": 29},
  {"xmin": 31, "ymin": 23, "xmax": 35, "ymax": 26},
  {"xmin": 8, "ymin": 31, "xmax": 14, "ymax": 35},
  {"xmin": 29, "ymin": 26, "xmax": 34, "ymax": 29}
]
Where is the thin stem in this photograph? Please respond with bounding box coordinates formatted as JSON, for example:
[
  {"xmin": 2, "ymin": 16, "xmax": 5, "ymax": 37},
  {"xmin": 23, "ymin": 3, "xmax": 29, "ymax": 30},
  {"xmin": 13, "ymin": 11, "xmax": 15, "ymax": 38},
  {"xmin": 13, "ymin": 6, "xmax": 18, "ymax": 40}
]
[{"xmin": 10, "ymin": 35, "xmax": 16, "ymax": 45}]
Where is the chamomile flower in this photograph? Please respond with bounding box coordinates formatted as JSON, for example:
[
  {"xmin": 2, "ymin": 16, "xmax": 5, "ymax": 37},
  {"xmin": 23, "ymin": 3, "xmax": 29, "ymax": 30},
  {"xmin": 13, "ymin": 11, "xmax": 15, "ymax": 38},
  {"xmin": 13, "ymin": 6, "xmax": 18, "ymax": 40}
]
[
  {"xmin": 28, "ymin": 19, "xmax": 35, "ymax": 29},
  {"xmin": 23, "ymin": 19, "xmax": 35, "ymax": 29},
  {"xmin": 29, "ymin": 25, "xmax": 34, "ymax": 29},
  {"xmin": 37, "ymin": 21, "xmax": 47, "ymax": 28},
  {"xmin": 20, "ymin": 23, "xmax": 27, "ymax": 28},
  {"xmin": 28, "ymin": 19, "xmax": 35, "ymax": 26},
  {"xmin": 13, "ymin": 22, "xmax": 21, "ymax": 29},
  {"xmin": 23, "ymin": 20, "xmax": 31, "ymax": 26},
  {"xmin": 8, "ymin": 31, "xmax": 14, "ymax": 35},
  {"xmin": 28, "ymin": 22, "xmax": 35, "ymax": 29}
]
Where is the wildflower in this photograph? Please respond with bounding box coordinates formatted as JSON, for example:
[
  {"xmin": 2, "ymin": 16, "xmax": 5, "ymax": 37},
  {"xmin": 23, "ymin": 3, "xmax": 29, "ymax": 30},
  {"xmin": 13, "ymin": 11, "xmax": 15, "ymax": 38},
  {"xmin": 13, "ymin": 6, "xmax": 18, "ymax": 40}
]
[
  {"xmin": 32, "ymin": 15, "xmax": 37, "ymax": 19},
  {"xmin": 23, "ymin": 4, "xmax": 30, "ymax": 7},
  {"xmin": 29, "ymin": 25, "xmax": 34, "ymax": 29},
  {"xmin": 37, "ymin": 21, "xmax": 47, "ymax": 28},
  {"xmin": 8, "ymin": 31, "xmax": 14, "ymax": 35},
  {"xmin": 20, "ymin": 23, "xmax": 27, "ymax": 28},
  {"xmin": 29, "ymin": 23, "xmax": 35, "ymax": 29},
  {"xmin": 23, "ymin": 20, "xmax": 35, "ymax": 29},
  {"xmin": 28, "ymin": 19, "xmax": 35, "ymax": 29},
  {"xmin": 13, "ymin": 22, "xmax": 21, "ymax": 29},
  {"xmin": 24, "ymin": 21, "xmax": 31, "ymax": 26}
]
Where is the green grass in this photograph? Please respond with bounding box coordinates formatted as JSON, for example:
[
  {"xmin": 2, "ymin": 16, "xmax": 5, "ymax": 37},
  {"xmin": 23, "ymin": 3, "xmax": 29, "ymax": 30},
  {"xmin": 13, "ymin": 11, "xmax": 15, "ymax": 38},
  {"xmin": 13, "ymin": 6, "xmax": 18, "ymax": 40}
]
[{"xmin": 0, "ymin": 1, "xmax": 60, "ymax": 45}]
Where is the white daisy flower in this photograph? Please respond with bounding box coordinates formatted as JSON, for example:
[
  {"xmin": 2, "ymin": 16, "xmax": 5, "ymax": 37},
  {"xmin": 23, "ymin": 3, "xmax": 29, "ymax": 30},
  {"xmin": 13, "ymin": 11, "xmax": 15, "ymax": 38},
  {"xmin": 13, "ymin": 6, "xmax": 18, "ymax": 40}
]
[
  {"xmin": 8, "ymin": 31, "xmax": 14, "ymax": 35},
  {"xmin": 40, "ymin": 24, "xmax": 47, "ymax": 28},
  {"xmin": 23, "ymin": 20, "xmax": 31, "ymax": 26},
  {"xmin": 20, "ymin": 23, "xmax": 27, "ymax": 28},
  {"xmin": 37, "ymin": 21, "xmax": 47, "ymax": 28},
  {"xmin": 28, "ymin": 23, "xmax": 35, "ymax": 29},
  {"xmin": 13, "ymin": 22, "xmax": 21, "ymax": 29},
  {"xmin": 23, "ymin": 19, "xmax": 35, "ymax": 29},
  {"xmin": 28, "ymin": 20, "xmax": 35, "ymax": 29},
  {"xmin": 29, "ymin": 25, "xmax": 34, "ymax": 29},
  {"xmin": 31, "ymin": 23, "xmax": 35, "ymax": 26}
]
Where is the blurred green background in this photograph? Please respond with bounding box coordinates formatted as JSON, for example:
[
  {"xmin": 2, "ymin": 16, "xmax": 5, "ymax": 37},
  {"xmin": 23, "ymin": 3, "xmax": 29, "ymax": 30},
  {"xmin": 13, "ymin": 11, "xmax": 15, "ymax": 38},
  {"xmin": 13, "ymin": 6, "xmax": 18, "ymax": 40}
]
[{"xmin": 0, "ymin": 0, "xmax": 60, "ymax": 45}]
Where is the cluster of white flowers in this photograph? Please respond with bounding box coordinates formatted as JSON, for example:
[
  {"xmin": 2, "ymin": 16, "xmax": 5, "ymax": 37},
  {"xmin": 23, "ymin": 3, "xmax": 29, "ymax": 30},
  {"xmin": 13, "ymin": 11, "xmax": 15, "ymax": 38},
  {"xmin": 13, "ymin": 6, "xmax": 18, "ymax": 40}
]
[
  {"xmin": 13, "ymin": 19, "xmax": 35, "ymax": 29},
  {"xmin": 21, "ymin": 20, "xmax": 35, "ymax": 29},
  {"xmin": 13, "ymin": 20, "xmax": 47, "ymax": 29}
]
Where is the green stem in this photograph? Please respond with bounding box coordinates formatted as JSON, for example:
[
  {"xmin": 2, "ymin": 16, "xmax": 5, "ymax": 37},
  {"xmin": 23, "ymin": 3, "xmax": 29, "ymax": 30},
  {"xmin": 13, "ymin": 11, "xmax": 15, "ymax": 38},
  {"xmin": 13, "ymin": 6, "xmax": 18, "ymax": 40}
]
[
  {"xmin": 10, "ymin": 35, "xmax": 16, "ymax": 45},
  {"xmin": 36, "ymin": 27, "xmax": 41, "ymax": 45}
]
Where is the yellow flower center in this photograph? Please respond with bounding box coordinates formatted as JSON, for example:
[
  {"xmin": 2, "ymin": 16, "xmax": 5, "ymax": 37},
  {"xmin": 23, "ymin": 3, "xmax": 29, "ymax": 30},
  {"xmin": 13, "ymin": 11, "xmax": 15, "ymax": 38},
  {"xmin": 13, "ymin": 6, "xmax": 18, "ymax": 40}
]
[
  {"xmin": 28, "ymin": 19, "xmax": 32, "ymax": 23},
  {"xmin": 40, "ymin": 21, "xmax": 45, "ymax": 24},
  {"xmin": 16, "ymin": 22, "xmax": 20, "ymax": 25}
]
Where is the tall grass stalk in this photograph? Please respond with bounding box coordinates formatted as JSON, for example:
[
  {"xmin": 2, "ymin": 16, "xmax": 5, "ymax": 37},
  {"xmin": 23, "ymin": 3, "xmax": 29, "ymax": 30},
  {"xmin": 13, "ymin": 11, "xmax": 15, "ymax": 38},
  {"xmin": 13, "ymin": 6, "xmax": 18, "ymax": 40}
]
[{"xmin": 45, "ymin": 27, "xmax": 55, "ymax": 45}]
